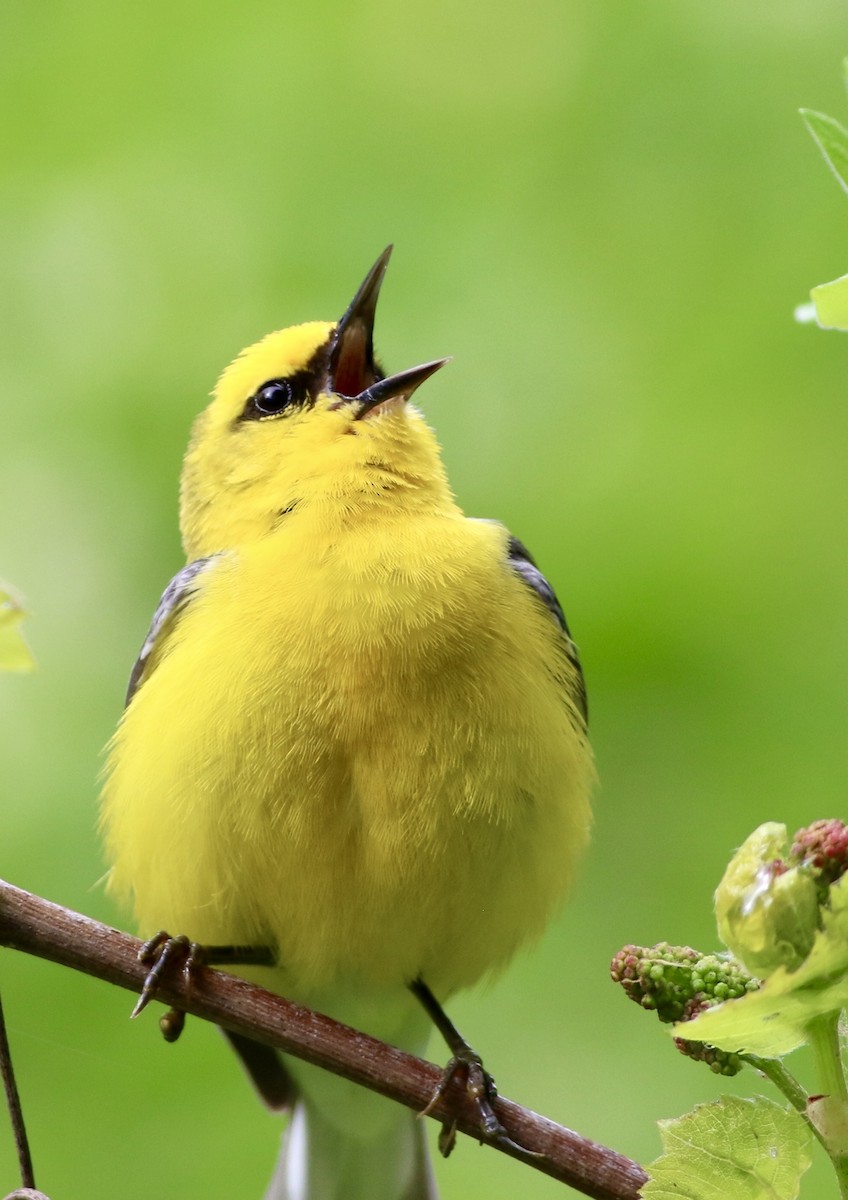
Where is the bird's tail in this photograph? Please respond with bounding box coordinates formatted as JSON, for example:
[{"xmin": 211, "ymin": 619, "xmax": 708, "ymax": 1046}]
[{"xmin": 263, "ymin": 1089, "xmax": 439, "ymax": 1200}]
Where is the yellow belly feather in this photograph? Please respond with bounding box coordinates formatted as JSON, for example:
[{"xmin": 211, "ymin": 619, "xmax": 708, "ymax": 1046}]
[{"xmin": 102, "ymin": 515, "xmax": 592, "ymax": 1002}]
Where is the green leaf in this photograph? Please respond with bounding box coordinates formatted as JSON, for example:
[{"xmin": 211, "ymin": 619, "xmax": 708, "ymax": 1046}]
[
  {"xmin": 811, "ymin": 273, "xmax": 848, "ymax": 330},
  {"xmin": 643, "ymin": 1095, "xmax": 813, "ymax": 1200},
  {"xmin": 800, "ymin": 108, "xmax": 848, "ymax": 197},
  {"xmin": 676, "ymin": 874, "xmax": 848, "ymax": 1057},
  {"xmin": 0, "ymin": 582, "xmax": 35, "ymax": 673}
]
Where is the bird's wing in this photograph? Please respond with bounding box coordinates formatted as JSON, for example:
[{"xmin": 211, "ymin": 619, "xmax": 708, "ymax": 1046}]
[
  {"xmin": 125, "ymin": 554, "xmax": 224, "ymax": 706},
  {"xmin": 125, "ymin": 558, "xmax": 299, "ymax": 1111},
  {"xmin": 506, "ymin": 534, "xmax": 588, "ymax": 726}
]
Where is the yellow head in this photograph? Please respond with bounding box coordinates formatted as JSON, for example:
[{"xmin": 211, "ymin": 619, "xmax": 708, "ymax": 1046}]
[{"xmin": 180, "ymin": 248, "xmax": 454, "ymax": 558}]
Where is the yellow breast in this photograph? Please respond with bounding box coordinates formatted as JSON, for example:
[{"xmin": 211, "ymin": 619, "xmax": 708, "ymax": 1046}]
[{"xmin": 101, "ymin": 512, "xmax": 592, "ymax": 998}]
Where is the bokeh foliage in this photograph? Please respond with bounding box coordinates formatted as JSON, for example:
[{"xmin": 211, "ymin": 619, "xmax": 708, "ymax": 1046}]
[{"xmin": 1, "ymin": 2, "xmax": 847, "ymax": 1197}]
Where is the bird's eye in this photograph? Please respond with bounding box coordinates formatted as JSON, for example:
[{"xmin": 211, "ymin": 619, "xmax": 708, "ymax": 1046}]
[
  {"xmin": 253, "ymin": 380, "xmax": 295, "ymax": 415},
  {"xmin": 238, "ymin": 369, "xmax": 314, "ymax": 423}
]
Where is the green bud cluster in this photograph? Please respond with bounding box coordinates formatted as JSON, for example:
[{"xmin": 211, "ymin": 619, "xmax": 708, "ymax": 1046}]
[
  {"xmin": 610, "ymin": 943, "xmax": 758, "ymax": 1075},
  {"xmin": 673, "ymin": 1028, "xmax": 744, "ymax": 1075},
  {"xmin": 612, "ymin": 820, "xmax": 846, "ymax": 1081},
  {"xmin": 610, "ymin": 942, "xmax": 701, "ymax": 1023}
]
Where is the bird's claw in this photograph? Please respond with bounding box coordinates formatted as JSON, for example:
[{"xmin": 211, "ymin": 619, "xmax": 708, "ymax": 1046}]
[
  {"xmin": 421, "ymin": 1047, "xmax": 508, "ymax": 1157},
  {"xmin": 131, "ymin": 931, "xmax": 205, "ymax": 1036}
]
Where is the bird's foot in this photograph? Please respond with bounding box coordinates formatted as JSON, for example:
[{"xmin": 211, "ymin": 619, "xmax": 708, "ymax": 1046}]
[
  {"xmin": 421, "ymin": 1043, "xmax": 506, "ymax": 1156},
  {"xmin": 410, "ymin": 977, "xmax": 538, "ymax": 1158},
  {"xmin": 130, "ymin": 935, "xmax": 276, "ymax": 1041},
  {"xmin": 131, "ymin": 931, "xmax": 205, "ymax": 1039}
]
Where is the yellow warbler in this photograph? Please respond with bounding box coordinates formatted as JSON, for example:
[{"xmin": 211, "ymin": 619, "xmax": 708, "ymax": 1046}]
[{"xmin": 101, "ymin": 248, "xmax": 594, "ymax": 1200}]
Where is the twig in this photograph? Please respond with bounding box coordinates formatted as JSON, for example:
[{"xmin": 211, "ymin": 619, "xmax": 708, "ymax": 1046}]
[
  {"xmin": 0, "ymin": 879, "xmax": 647, "ymax": 1200},
  {"xmin": 0, "ymin": 983, "xmax": 35, "ymax": 1189}
]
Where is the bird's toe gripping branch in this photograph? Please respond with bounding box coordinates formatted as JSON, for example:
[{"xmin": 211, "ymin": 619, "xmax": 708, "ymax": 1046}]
[
  {"xmin": 410, "ymin": 978, "xmax": 533, "ymax": 1159},
  {"xmin": 132, "ymin": 932, "xmax": 275, "ymax": 1042},
  {"xmin": 420, "ymin": 1041, "xmax": 504, "ymax": 1157},
  {"xmin": 132, "ymin": 931, "xmax": 206, "ymax": 1040}
]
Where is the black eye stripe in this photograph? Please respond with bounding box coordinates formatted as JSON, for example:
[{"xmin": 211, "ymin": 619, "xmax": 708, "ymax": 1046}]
[
  {"xmin": 240, "ymin": 370, "xmax": 312, "ymax": 422},
  {"xmin": 235, "ymin": 338, "xmax": 388, "ymax": 425}
]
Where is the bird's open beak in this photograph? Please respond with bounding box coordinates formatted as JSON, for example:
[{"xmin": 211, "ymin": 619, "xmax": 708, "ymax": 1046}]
[
  {"xmin": 328, "ymin": 247, "xmax": 449, "ymax": 418},
  {"xmin": 351, "ymin": 359, "xmax": 450, "ymax": 420},
  {"xmin": 328, "ymin": 245, "xmax": 392, "ymax": 398}
]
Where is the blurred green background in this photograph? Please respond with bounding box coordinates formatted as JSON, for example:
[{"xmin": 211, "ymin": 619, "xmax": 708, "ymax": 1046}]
[{"xmin": 1, "ymin": 1, "xmax": 847, "ymax": 1196}]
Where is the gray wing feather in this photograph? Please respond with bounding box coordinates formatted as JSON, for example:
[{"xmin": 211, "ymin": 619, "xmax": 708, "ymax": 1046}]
[
  {"xmin": 507, "ymin": 535, "xmax": 588, "ymax": 726},
  {"xmin": 125, "ymin": 555, "xmax": 222, "ymax": 706}
]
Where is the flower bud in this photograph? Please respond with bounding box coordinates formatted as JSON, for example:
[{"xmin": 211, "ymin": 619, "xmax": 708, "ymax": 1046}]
[
  {"xmin": 791, "ymin": 819, "xmax": 848, "ymax": 892},
  {"xmin": 715, "ymin": 823, "xmax": 819, "ymax": 976}
]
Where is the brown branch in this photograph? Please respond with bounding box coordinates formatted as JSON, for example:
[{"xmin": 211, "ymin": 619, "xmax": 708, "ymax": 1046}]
[{"xmin": 0, "ymin": 880, "xmax": 646, "ymax": 1200}]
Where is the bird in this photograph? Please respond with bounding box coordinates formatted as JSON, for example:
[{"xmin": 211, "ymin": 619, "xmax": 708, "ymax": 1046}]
[{"xmin": 100, "ymin": 246, "xmax": 594, "ymax": 1200}]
